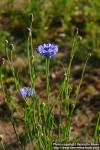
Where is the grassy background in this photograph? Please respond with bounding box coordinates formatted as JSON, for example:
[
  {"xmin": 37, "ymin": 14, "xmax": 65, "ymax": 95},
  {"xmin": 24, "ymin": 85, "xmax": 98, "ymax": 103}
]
[{"xmin": 0, "ymin": 0, "xmax": 100, "ymax": 63}]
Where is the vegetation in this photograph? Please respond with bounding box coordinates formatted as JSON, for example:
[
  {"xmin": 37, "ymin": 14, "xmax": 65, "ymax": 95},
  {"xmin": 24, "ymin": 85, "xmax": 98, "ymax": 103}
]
[{"xmin": 0, "ymin": 0, "xmax": 100, "ymax": 149}]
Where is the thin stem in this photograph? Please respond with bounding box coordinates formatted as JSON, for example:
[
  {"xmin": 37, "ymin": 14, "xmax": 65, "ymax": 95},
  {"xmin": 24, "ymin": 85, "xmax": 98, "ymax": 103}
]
[
  {"xmin": 10, "ymin": 118, "xmax": 24, "ymax": 150},
  {"xmin": 94, "ymin": 113, "xmax": 100, "ymax": 143},
  {"xmin": 6, "ymin": 43, "xmax": 20, "ymax": 93},
  {"xmin": 0, "ymin": 140, "xmax": 6, "ymax": 150},
  {"xmin": 46, "ymin": 58, "xmax": 50, "ymax": 102},
  {"xmin": 27, "ymin": 36, "xmax": 32, "ymax": 82},
  {"xmin": 64, "ymin": 53, "xmax": 91, "ymax": 141},
  {"xmin": 5, "ymin": 40, "xmax": 9, "ymax": 61},
  {"xmin": 75, "ymin": 53, "xmax": 91, "ymax": 104},
  {"xmin": 63, "ymin": 33, "xmax": 78, "ymax": 141},
  {"xmin": 30, "ymin": 24, "xmax": 35, "ymax": 89},
  {"xmin": 0, "ymin": 68, "xmax": 5, "ymax": 101},
  {"xmin": 10, "ymin": 48, "xmax": 20, "ymax": 91},
  {"xmin": 65, "ymin": 33, "xmax": 77, "ymax": 109},
  {"xmin": 27, "ymin": 32, "xmax": 35, "ymax": 89},
  {"xmin": 59, "ymin": 102, "xmax": 62, "ymax": 143}
]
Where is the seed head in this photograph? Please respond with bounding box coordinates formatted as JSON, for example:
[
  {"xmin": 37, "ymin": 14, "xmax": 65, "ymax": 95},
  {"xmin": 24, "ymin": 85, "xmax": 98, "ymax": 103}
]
[
  {"xmin": 5, "ymin": 40, "xmax": 9, "ymax": 45},
  {"xmin": 42, "ymin": 102, "xmax": 46, "ymax": 107},
  {"xmin": 9, "ymin": 44, "xmax": 14, "ymax": 51},
  {"xmin": 0, "ymin": 57, "xmax": 5, "ymax": 66},
  {"xmin": 74, "ymin": 27, "xmax": 79, "ymax": 34},
  {"xmin": 29, "ymin": 13, "xmax": 34, "ymax": 23},
  {"xmin": 89, "ymin": 53, "xmax": 92, "ymax": 57},
  {"xmin": 26, "ymin": 27, "xmax": 31, "ymax": 37}
]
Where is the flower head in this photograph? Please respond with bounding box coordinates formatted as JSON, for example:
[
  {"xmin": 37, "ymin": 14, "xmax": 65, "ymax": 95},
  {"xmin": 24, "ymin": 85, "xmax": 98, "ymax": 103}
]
[
  {"xmin": 36, "ymin": 43, "xmax": 58, "ymax": 57},
  {"xmin": 0, "ymin": 57, "xmax": 5, "ymax": 66},
  {"xmin": 19, "ymin": 87, "xmax": 36, "ymax": 97}
]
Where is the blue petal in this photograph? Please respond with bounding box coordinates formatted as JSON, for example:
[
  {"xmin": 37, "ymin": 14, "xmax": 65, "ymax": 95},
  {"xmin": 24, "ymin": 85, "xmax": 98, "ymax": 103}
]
[
  {"xmin": 19, "ymin": 87, "xmax": 36, "ymax": 97},
  {"xmin": 36, "ymin": 43, "xmax": 58, "ymax": 57}
]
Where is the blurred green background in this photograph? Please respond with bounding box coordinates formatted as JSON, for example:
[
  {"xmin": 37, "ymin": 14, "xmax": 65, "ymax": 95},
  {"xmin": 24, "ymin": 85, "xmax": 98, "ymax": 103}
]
[{"xmin": 0, "ymin": 0, "xmax": 100, "ymax": 64}]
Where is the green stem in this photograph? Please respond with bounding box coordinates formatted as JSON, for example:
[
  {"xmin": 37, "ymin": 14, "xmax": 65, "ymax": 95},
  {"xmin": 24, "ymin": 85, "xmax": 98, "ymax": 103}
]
[
  {"xmin": 27, "ymin": 32, "xmax": 35, "ymax": 90},
  {"xmin": 46, "ymin": 58, "xmax": 50, "ymax": 102},
  {"xmin": 30, "ymin": 24, "xmax": 35, "ymax": 89},
  {"xmin": 10, "ymin": 49, "xmax": 20, "ymax": 91},
  {"xmin": 63, "ymin": 33, "xmax": 78, "ymax": 141},
  {"xmin": 94, "ymin": 113, "xmax": 100, "ymax": 143},
  {"xmin": 0, "ymin": 68, "xmax": 5, "ymax": 100},
  {"xmin": 64, "ymin": 53, "xmax": 91, "ymax": 141},
  {"xmin": 59, "ymin": 102, "xmax": 62, "ymax": 143},
  {"xmin": 0, "ymin": 140, "xmax": 6, "ymax": 150},
  {"xmin": 27, "ymin": 36, "xmax": 32, "ymax": 81}
]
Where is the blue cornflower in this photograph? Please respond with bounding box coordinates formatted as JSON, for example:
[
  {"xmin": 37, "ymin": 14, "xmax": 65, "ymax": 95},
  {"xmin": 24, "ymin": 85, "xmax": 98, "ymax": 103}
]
[
  {"xmin": 19, "ymin": 87, "xmax": 36, "ymax": 97},
  {"xmin": 36, "ymin": 43, "xmax": 58, "ymax": 57}
]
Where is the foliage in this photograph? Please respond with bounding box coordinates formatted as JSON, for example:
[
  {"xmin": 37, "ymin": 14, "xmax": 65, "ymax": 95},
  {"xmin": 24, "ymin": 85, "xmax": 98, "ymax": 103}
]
[{"xmin": 0, "ymin": 0, "xmax": 99, "ymax": 149}]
